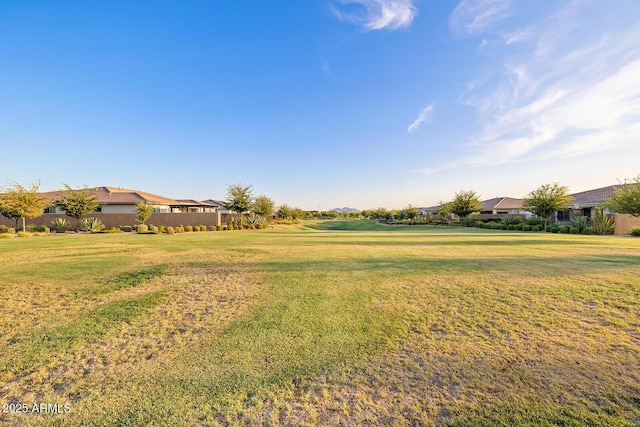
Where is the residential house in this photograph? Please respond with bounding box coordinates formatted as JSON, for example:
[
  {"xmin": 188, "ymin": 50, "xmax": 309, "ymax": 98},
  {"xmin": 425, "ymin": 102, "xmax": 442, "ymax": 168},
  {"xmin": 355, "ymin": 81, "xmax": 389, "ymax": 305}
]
[
  {"xmin": 556, "ymin": 185, "xmax": 626, "ymax": 224},
  {"xmin": 479, "ymin": 197, "xmax": 528, "ymax": 219}
]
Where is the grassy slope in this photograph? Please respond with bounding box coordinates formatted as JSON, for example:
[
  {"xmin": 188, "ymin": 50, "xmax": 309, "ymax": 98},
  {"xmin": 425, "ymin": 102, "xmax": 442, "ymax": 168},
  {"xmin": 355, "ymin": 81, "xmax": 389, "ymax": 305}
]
[{"xmin": 0, "ymin": 221, "xmax": 639, "ymax": 426}]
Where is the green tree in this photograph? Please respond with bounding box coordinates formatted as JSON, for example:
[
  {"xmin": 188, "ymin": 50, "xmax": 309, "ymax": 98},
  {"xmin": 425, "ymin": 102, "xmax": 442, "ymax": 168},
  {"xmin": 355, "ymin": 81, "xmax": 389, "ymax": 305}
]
[
  {"xmin": 135, "ymin": 201, "xmax": 154, "ymax": 225},
  {"xmin": 449, "ymin": 190, "xmax": 481, "ymax": 219},
  {"xmin": 226, "ymin": 183, "xmax": 254, "ymax": 223},
  {"xmin": 401, "ymin": 204, "xmax": 419, "ymax": 220},
  {"xmin": 522, "ymin": 183, "xmax": 571, "ymax": 231},
  {"xmin": 436, "ymin": 201, "xmax": 452, "ymax": 225},
  {"xmin": 0, "ymin": 181, "xmax": 51, "ymax": 232},
  {"xmin": 607, "ymin": 175, "xmax": 640, "ymax": 218},
  {"xmin": 277, "ymin": 204, "xmax": 294, "ymax": 219},
  {"xmin": 55, "ymin": 185, "xmax": 100, "ymax": 220},
  {"xmin": 253, "ymin": 195, "xmax": 275, "ymax": 217}
]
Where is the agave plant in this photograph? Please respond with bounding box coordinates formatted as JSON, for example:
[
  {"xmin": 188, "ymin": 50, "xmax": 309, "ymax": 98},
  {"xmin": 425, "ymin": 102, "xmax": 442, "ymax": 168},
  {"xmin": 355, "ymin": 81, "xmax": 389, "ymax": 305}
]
[
  {"xmin": 245, "ymin": 213, "xmax": 265, "ymax": 226},
  {"xmin": 78, "ymin": 217, "xmax": 104, "ymax": 232},
  {"xmin": 51, "ymin": 217, "xmax": 70, "ymax": 233},
  {"xmin": 570, "ymin": 216, "xmax": 591, "ymax": 233}
]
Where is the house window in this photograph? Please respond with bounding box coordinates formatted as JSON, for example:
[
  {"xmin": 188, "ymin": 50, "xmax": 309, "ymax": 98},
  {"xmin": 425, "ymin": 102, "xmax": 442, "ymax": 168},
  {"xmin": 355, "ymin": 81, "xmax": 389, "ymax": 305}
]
[
  {"xmin": 95, "ymin": 207, "xmax": 102, "ymax": 212},
  {"xmin": 557, "ymin": 210, "xmax": 570, "ymax": 221},
  {"xmin": 582, "ymin": 208, "xmax": 591, "ymax": 217},
  {"xmin": 44, "ymin": 207, "xmax": 56, "ymax": 214}
]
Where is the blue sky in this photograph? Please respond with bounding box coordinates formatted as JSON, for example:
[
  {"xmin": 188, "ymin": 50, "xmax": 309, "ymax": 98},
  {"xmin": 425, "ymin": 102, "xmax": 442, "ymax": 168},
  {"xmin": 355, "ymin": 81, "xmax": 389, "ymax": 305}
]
[{"xmin": 1, "ymin": 0, "xmax": 639, "ymax": 210}]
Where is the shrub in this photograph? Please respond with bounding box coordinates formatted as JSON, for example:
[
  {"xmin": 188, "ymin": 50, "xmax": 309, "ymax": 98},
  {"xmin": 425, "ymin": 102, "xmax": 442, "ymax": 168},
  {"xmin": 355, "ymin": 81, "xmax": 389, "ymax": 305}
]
[
  {"xmin": 166, "ymin": 227, "xmax": 175, "ymax": 235},
  {"xmin": 462, "ymin": 217, "xmax": 476, "ymax": 227},
  {"xmin": 549, "ymin": 226, "xmax": 560, "ymax": 233},
  {"xmin": 475, "ymin": 221, "xmax": 485, "ymax": 228},
  {"xmin": 507, "ymin": 224, "xmax": 516, "ymax": 230},
  {"xmin": 526, "ymin": 217, "xmax": 541, "ymax": 226},
  {"xmin": 497, "ymin": 223, "xmax": 508, "ymax": 230},
  {"xmin": 199, "ymin": 225, "xmax": 207, "ymax": 231},
  {"xmin": 217, "ymin": 225, "xmax": 223, "ymax": 231},
  {"xmin": 122, "ymin": 225, "xmax": 133, "ymax": 232},
  {"xmin": 531, "ymin": 225, "xmax": 542, "ymax": 232},
  {"xmin": 175, "ymin": 226, "xmax": 185, "ymax": 233},
  {"xmin": 51, "ymin": 218, "xmax": 70, "ymax": 233},
  {"xmin": 185, "ymin": 225, "xmax": 193, "ymax": 232},
  {"xmin": 630, "ymin": 228, "xmax": 640, "ymax": 237},
  {"xmin": 569, "ymin": 227, "xmax": 579, "ymax": 234},
  {"xmin": 0, "ymin": 233, "xmax": 14, "ymax": 239},
  {"xmin": 522, "ymin": 225, "xmax": 532, "ymax": 231},
  {"xmin": 0, "ymin": 225, "xmax": 8, "ymax": 233},
  {"xmin": 581, "ymin": 228, "xmax": 594, "ymax": 235},
  {"xmin": 560, "ymin": 225, "xmax": 570, "ymax": 233},
  {"xmin": 500, "ymin": 216, "xmax": 522, "ymax": 226},
  {"xmin": 137, "ymin": 224, "xmax": 149, "ymax": 233},
  {"xmin": 571, "ymin": 216, "xmax": 591, "ymax": 233},
  {"xmin": 194, "ymin": 226, "xmax": 201, "ymax": 232},
  {"xmin": 513, "ymin": 224, "xmax": 523, "ymax": 230},
  {"xmin": 256, "ymin": 223, "xmax": 263, "ymax": 229},
  {"xmin": 151, "ymin": 226, "xmax": 159, "ymax": 232},
  {"xmin": 592, "ymin": 213, "xmax": 615, "ymax": 235},
  {"xmin": 78, "ymin": 217, "xmax": 105, "ymax": 233},
  {"xmin": 16, "ymin": 232, "xmax": 30, "ymax": 237}
]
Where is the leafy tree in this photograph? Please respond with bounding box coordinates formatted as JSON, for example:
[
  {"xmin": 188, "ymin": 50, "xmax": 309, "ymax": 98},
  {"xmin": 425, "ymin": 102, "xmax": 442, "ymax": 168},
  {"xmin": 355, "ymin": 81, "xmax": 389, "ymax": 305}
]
[
  {"xmin": 400, "ymin": 204, "xmax": 419, "ymax": 220},
  {"xmin": 135, "ymin": 201, "xmax": 154, "ymax": 225},
  {"xmin": 226, "ymin": 183, "xmax": 253, "ymax": 223},
  {"xmin": 449, "ymin": 190, "xmax": 481, "ymax": 219},
  {"xmin": 276, "ymin": 203, "xmax": 294, "ymax": 219},
  {"xmin": 0, "ymin": 181, "xmax": 51, "ymax": 232},
  {"xmin": 607, "ymin": 175, "xmax": 640, "ymax": 218},
  {"xmin": 522, "ymin": 183, "xmax": 571, "ymax": 231},
  {"xmin": 55, "ymin": 185, "xmax": 100, "ymax": 220},
  {"xmin": 436, "ymin": 201, "xmax": 452, "ymax": 224},
  {"xmin": 253, "ymin": 195, "xmax": 275, "ymax": 217}
]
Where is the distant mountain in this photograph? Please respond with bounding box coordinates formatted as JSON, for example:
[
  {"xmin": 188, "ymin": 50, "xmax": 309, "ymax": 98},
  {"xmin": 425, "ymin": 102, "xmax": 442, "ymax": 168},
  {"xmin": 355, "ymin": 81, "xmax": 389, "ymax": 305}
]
[{"xmin": 331, "ymin": 207, "xmax": 361, "ymax": 213}]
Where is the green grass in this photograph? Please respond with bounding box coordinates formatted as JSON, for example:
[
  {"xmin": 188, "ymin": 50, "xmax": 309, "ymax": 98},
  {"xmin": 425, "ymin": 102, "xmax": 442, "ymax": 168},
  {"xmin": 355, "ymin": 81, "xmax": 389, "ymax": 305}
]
[{"xmin": 0, "ymin": 221, "xmax": 639, "ymax": 426}]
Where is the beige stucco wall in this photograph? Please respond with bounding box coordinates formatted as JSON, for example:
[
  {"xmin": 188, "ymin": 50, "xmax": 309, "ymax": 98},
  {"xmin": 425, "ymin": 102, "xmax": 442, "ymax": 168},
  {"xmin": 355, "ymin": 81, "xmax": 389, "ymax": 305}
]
[{"xmin": 614, "ymin": 214, "xmax": 640, "ymax": 235}]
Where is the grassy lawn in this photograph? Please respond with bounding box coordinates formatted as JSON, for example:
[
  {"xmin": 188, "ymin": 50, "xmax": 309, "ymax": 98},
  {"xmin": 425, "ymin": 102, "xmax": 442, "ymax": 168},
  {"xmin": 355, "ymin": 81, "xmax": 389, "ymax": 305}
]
[{"xmin": 1, "ymin": 221, "xmax": 639, "ymax": 426}]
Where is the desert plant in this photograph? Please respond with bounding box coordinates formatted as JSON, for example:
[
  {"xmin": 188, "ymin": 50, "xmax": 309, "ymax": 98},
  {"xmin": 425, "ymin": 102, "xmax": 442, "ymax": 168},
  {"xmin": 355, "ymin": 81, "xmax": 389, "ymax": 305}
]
[
  {"xmin": 78, "ymin": 217, "xmax": 104, "ymax": 232},
  {"xmin": 51, "ymin": 218, "xmax": 70, "ymax": 233},
  {"xmin": 592, "ymin": 212, "xmax": 615, "ymax": 235},
  {"xmin": 571, "ymin": 216, "xmax": 591, "ymax": 233}
]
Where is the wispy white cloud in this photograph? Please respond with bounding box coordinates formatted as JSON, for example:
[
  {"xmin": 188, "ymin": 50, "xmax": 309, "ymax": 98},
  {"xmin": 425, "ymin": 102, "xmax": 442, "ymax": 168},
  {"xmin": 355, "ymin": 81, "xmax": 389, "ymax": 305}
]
[
  {"xmin": 408, "ymin": 103, "xmax": 434, "ymax": 133},
  {"xmin": 424, "ymin": 2, "xmax": 640, "ymax": 176},
  {"xmin": 332, "ymin": 0, "xmax": 417, "ymax": 31},
  {"xmin": 449, "ymin": 0, "xmax": 511, "ymax": 35}
]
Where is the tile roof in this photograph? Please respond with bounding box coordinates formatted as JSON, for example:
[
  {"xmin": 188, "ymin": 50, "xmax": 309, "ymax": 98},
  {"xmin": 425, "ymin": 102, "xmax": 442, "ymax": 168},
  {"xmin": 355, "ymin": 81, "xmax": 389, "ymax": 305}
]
[
  {"xmin": 569, "ymin": 184, "xmax": 630, "ymax": 207},
  {"xmin": 481, "ymin": 197, "xmax": 523, "ymax": 210},
  {"xmin": 42, "ymin": 186, "xmax": 180, "ymax": 205}
]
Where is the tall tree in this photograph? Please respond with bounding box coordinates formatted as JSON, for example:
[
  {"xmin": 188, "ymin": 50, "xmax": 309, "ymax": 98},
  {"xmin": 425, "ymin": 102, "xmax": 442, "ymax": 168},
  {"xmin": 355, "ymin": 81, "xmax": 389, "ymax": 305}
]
[
  {"xmin": 607, "ymin": 175, "xmax": 640, "ymax": 218},
  {"xmin": 226, "ymin": 183, "xmax": 253, "ymax": 224},
  {"xmin": 253, "ymin": 195, "xmax": 275, "ymax": 217},
  {"xmin": 449, "ymin": 190, "xmax": 481, "ymax": 219},
  {"xmin": 55, "ymin": 185, "xmax": 100, "ymax": 220},
  {"xmin": 0, "ymin": 181, "xmax": 51, "ymax": 232},
  {"xmin": 135, "ymin": 201, "xmax": 154, "ymax": 225},
  {"xmin": 522, "ymin": 183, "xmax": 571, "ymax": 231},
  {"xmin": 436, "ymin": 201, "xmax": 452, "ymax": 224}
]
